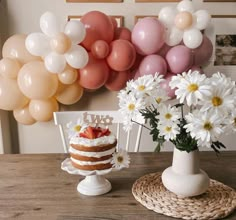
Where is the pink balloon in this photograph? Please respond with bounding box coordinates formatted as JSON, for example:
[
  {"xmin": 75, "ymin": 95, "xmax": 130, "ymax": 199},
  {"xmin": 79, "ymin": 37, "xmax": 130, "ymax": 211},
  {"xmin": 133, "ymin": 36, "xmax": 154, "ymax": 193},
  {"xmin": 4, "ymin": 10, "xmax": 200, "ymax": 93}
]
[
  {"xmin": 139, "ymin": 54, "xmax": 167, "ymax": 76},
  {"xmin": 166, "ymin": 45, "xmax": 193, "ymax": 74},
  {"xmin": 131, "ymin": 17, "xmax": 165, "ymax": 55},
  {"xmin": 158, "ymin": 43, "xmax": 172, "ymax": 58},
  {"xmin": 91, "ymin": 40, "xmax": 110, "ymax": 59},
  {"xmin": 105, "ymin": 70, "xmax": 130, "ymax": 91},
  {"xmin": 192, "ymin": 35, "xmax": 213, "ymax": 66},
  {"xmin": 134, "ymin": 70, "xmax": 141, "ymax": 80},
  {"xmin": 114, "ymin": 27, "xmax": 131, "ymax": 41},
  {"xmin": 107, "ymin": 39, "xmax": 136, "ymax": 72},
  {"xmin": 160, "ymin": 73, "xmax": 176, "ymax": 99}
]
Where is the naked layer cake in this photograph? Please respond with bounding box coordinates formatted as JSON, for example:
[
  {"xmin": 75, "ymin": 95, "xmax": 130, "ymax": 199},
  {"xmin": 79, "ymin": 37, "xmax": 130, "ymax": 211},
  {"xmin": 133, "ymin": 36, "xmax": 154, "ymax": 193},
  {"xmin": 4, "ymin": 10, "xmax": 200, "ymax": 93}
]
[{"xmin": 69, "ymin": 126, "xmax": 117, "ymax": 171}]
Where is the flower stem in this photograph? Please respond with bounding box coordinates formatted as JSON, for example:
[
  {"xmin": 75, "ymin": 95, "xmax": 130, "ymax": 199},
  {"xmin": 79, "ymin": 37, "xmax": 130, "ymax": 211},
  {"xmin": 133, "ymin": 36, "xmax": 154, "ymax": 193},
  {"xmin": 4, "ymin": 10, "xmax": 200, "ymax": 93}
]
[{"xmin": 131, "ymin": 119, "xmax": 151, "ymax": 131}]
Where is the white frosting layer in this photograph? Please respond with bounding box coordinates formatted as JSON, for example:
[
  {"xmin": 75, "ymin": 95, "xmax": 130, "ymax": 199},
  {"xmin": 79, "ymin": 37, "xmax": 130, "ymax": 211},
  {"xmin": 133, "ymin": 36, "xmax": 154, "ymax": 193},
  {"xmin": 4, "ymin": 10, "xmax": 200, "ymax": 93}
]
[
  {"xmin": 70, "ymin": 133, "xmax": 116, "ymax": 147},
  {"xmin": 69, "ymin": 147, "xmax": 115, "ymax": 158},
  {"xmin": 71, "ymin": 157, "xmax": 112, "ymax": 166}
]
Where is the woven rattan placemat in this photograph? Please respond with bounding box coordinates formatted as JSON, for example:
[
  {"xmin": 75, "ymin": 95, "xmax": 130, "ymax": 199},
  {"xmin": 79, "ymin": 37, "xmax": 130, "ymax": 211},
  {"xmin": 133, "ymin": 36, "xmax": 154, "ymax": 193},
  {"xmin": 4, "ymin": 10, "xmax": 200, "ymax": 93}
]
[{"xmin": 132, "ymin": 172, "xmax": 236, "ymax": 220}]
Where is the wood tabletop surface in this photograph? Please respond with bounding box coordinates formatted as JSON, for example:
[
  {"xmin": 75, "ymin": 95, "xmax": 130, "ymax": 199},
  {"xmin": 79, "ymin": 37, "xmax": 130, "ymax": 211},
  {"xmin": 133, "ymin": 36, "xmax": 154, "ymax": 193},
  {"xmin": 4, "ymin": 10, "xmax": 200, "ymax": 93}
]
[{"xmin": 0, "ymin": 152, "xmax": 235, "ymax": 220}]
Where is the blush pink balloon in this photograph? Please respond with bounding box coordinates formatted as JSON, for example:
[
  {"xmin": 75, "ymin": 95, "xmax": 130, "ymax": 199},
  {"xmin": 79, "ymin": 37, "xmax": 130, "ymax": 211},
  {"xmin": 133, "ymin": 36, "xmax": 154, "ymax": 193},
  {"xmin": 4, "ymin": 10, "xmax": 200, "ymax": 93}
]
[
  {"xmin": 91, "ymin": 40, "xmax": 110, "ymax": 59},
  {"xmin": 114, "ymin": 27, "xmax": 131, "ymax": 41},
  {"xmin": 105, "ymin": 70, "xmax": 130, "ymax": 91},
  {"xmin": 192, "ymin": 35, "xmax": 213, "ymax": 66},
  {"xmin": 166, "ymin": 45, "xmax": 193, "ymax": 74},
  {"xmin": 158, "ymin": 43, "xmax": 172, "ymax": 58},
  {"xmin": 131, "ymin": 17, "xmax": 165, "ymax": 55},
  {"xmin": 107, "ymin": 39, "xmax": 136, "ymax": 72},
  {"xmin": 134, "ymin": 70, "xmax": 141, "ymax": 80},
  {"xmin": 188, "ymin": 65, "xmax": 204, "ymax": 74},
  {"xmin": 79, "ymin": 53, "xmax": 109, "ymax": 89},
  {"xmin": 139, "ymin": 54, "xmax": 167, "ymax": 76},
  {"xmin": 160, "ymin": 73, "xmax": 176, "ymax": 99}
]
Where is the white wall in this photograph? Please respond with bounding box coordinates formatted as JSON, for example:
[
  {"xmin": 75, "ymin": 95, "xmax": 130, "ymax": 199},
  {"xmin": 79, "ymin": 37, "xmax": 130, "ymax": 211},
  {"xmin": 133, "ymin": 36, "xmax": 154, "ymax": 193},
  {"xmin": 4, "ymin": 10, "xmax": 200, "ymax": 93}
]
[{"xmin": 2, "ymin": 0, "xmax": 236, "ymax": 153}]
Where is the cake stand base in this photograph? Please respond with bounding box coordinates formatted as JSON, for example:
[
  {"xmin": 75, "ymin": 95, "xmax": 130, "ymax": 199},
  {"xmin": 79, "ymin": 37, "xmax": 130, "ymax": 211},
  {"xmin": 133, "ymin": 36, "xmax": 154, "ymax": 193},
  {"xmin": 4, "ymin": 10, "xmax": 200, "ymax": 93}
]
[{"xmin": 77, "ymin": 175, "xmax": 112, "ymax": 196}]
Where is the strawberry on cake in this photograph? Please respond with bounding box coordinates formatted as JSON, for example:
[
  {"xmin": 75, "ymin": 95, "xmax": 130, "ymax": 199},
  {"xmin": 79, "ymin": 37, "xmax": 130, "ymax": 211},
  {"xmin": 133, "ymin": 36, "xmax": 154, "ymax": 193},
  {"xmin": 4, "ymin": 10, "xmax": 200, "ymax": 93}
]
[{"xmin": 69, "ymin": 126, "xmax": 117, "ymax": 171}]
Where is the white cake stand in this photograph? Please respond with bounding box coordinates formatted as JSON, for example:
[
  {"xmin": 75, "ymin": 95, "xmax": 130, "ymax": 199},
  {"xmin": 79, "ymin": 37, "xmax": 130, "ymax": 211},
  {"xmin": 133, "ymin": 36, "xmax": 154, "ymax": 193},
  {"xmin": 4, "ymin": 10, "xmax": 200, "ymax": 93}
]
[{"xmin": 61, "ymin": 158, "xmax": 113, "ymax": 196}]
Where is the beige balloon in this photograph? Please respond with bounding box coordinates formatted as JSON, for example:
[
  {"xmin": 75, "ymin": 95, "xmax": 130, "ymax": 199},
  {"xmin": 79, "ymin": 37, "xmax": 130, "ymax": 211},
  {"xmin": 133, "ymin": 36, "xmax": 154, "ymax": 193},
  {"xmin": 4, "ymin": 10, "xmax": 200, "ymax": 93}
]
[
  {"xmin": 13, "ymin": 104, "xmax": 36, "ymax": 125},
  {"xmin": 29, "ymin": 98, "xmax": 59, "ymax": 122},
  {"xmin": 58, "ymin": 65, "xmax": 78, "ymax": 85},
  {"xmin": 50, "ymin": 32, "xmax": 71, "ymax": 54},
  {"xmin": 0, "ymin": 76, "xmax": 29, "ymax": 111},
  {"xmin": 56, "ymin": 82, "xmax": 84, "ymax": 105},
  {"xmin": 18, "ymin": 61, "xmax": 59, "ymax": 99},
  {"xmin": 0, "ymin": 58, "xmax": 22, "ymax": 79},
  {"xmin": 2, "ymin": 34, "xmax": 41, "ymax": 64}
]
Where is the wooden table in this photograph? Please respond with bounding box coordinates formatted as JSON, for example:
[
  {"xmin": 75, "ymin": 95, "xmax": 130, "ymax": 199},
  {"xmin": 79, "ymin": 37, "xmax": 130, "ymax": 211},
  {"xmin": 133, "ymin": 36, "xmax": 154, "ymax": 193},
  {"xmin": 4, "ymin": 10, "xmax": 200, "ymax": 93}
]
[{"xmin": 0, "ymin": 152, "xmax": 235, "ymax": 220}]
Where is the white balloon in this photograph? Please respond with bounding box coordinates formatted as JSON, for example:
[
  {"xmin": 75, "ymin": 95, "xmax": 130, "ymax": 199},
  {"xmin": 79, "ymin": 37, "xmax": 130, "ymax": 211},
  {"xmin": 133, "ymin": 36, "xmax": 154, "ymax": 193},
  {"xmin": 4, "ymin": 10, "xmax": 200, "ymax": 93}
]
[
  {"xmin": 40, "ymin": 12, "xmax": 60, "ymax": 37},
  {"xmin": 194, "ymin": 10, "xmax": 211, "ymax": 30},
  {"xmin": 64, "ymin": 20, "xmax": 86, "ymax": 44},
  {"xmin": 25, "ymin": 33, "xmax": 50, "ymax": 56},
  {"xmin": 177, "ymin": 0, "xmax": 194, "ymax": 13},
  {"xmin": 44, "ymin": 52, "xmax": 66, "ymax": 73},
  {"xmin": 159, "ymin": 6, "xmax": 176, "ymax": 27},
  {"xmin": 65, "ymin": 45, "xmax": 89, "ymax": 69},
  {"xmin": 183, "ymin": 28, "xmax": 203, "ymax": 49},
  {"xmin": 165, "ymin": 27, "xmax": 183, "ymax": 46}
]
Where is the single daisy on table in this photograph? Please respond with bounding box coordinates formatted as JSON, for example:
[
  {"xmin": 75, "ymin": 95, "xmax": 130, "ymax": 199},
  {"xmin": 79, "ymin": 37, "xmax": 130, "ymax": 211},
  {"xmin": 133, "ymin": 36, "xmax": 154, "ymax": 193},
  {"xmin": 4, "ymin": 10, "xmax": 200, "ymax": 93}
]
[
  {"xmin": 184, "ymin": 110, "xmax": 224, "ymax": 148},
  {"xmin": 112, "ymin": 149, "xmax": 130, "ymax": 170},
  {"xmin": 66, "ymin": 118, "xmax": 87, "ymax": 139},
  {"xmin": 157, "ymin": 104, "xmax": 181, "ymax": 125},
  {"xmin": 170, "ymin": 70, "xmax": 211, "ymax": 106}
]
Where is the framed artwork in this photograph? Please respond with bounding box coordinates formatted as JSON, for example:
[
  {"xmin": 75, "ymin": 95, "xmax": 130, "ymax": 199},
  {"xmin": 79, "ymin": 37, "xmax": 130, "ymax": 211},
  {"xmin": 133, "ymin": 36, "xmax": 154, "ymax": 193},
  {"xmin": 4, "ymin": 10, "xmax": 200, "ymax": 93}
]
[
  {"xmin": 204, "ymin": 15, "xmax": 236, "ymax": 76},
  {"xmin": 203, "ymin": 0, "xmax": 236, "ymax": 2},
  {"xmin": 68, "ymin": 15, "xmax": 124, "ymax": 27},
  {"xmin": 66, "ymin": 0, "xmax": 123, "ymax": 2},
  {"xmin": 135, "ymin": 0, "xmax": 179, "ymax": 2},
  {"xmin": 134, "ymin": 15, "xmax": 158, "ymax": 24}
]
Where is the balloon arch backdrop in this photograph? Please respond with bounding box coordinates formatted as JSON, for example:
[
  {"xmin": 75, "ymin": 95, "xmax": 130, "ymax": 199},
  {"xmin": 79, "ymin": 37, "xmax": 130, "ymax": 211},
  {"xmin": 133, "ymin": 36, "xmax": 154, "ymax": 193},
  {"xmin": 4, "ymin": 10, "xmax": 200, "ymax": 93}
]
[{"xmin": 0, "ymin": 0, "xmax": 213, "ymax": 125}]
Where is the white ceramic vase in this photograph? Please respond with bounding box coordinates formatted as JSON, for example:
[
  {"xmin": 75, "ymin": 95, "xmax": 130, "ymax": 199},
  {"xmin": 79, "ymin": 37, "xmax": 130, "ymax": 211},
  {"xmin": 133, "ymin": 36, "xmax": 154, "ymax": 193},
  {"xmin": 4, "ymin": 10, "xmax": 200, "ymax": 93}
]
[{"xmin": 161, "ymin": 147, "xmax": 210, "ymax": 197}]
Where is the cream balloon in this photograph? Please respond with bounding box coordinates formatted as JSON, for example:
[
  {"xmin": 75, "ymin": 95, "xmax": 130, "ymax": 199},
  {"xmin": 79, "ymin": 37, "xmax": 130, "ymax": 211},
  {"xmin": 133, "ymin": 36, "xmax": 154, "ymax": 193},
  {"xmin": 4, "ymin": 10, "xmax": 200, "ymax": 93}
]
[
  {"xmin": 183, "ymin": 28, "xmax": 203, "ymax": 49},
  {"xmin": 0, "ymin": 76, "xmax": 29, "ymax": 110},
  {"xmin": 50, "ymin": 32, "xmax": 71, "ymax": 54},
  {"xmin": 2, "ymin": 34, "xmax": 41, "ymax": 64},
  {"xmin": 29, "ymin": 98, "xmax": 59, "ymax": 122},
  {"xmin": 55, "ymin": 82, "xmax": 83, "ymax": 105},
  {"xmin": 18, "ymin": 61, "xmax": 58, "ymax": 99},
  {"xmin": 0, "ymin": 58, "xmax": 21, "ymax": 79},
  {"xmin": 58, "ymin": 65, "xmax": 78, "ymax": 84},
  {"xmin": 165, "ymin": 27, "xmax": 183, "ymax": 46},
  {"xmin": 194, "ymin": 10, "xmax": 211, "ymax": 30},
  {"xmin": 175, "ymin": 11, "xmax": 193, "ymax": 30},
  {"xmin": 13, "ymin": 105, "xmax": 36, "ymax": 125},
  {"xmin": 159, "ymin": 7, "xmax": 177, "ymax": 27}
]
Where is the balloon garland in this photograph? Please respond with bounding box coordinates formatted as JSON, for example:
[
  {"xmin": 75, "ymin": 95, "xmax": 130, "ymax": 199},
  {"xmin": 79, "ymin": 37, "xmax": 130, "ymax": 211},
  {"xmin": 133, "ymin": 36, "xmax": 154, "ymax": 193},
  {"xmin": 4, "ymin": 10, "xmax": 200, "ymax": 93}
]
[{"xmin": 0, "ymin": 0, "xmax": 213, "ymax": 125}]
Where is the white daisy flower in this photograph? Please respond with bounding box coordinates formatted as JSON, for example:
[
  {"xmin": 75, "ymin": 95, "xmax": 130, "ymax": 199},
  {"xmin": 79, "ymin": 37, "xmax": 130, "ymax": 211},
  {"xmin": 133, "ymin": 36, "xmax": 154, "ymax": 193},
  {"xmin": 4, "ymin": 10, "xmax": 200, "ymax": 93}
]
[
  {"xmin": 227, "ymin": 109, "xmax": 236, "ymax": 132},
  {"xmin": 158, "ymin": 122, "xmax": 180, "ymax": 141},
  {"xmin": 184, "ymin": 110, "xmax": 224, "ymax": 148},
  {"xmin": 210, "ymin": 72, "xmax": 235, "ymax": 89},
  {"xmin": 169, "ymin": 70, "xmax": 211, "ymax": 106},
  {"xmin": 199, "ymin": 85, "xmax": 235, "ymax": 116},
  {"xmin": 112, "ymin": 149, "xmax": 130, "ymax": 170},
  {"xmin": 149, "ymin": 88, "xmax": 170, "ymax": 107},
  {"xmin": 157, "ymin": 104, "xmax": 181, "ymax": 125},
  {"xmin": 66, "ymin": 118, "xmax": 87, "ymax": 139}
]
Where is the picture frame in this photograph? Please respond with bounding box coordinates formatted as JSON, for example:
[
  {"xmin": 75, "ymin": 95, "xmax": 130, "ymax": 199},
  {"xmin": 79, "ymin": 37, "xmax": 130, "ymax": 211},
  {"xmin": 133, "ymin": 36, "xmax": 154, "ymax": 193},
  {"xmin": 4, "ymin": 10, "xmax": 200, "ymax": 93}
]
[
  {"xmin": 66, "ymin": 0, "xmax": 123, "ymax": 2},
  {"xmin": 204, "ymin": 15, "xmax": 236, "ymax": 75},
  {"xmin": 134, "ymin": 15, "xmax": 158, "ymax": 24},
  {"xmin": 135, "ymin": 0, "xmax": 179, "ymax": 2},
  {"xmin": 68, "ymin": 15, "xmax": 124, "ymax": 27}
]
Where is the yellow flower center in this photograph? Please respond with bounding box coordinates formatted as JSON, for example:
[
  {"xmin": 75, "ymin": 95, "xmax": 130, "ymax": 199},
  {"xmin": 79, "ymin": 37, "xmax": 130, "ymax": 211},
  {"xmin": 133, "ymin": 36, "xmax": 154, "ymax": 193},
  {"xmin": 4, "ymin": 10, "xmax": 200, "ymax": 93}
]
[
  {"xmin": 128, "ymin": 103, "xmax": 135, "ymax": 111},
  {"xmin": 165, "ymin": 113, "xmax": 172, "ymax": 119},
  {"xmin": 187, "ymin": 83, "xmax": 198, "ymax": 92},
  {"xmin": 165, "ymin": 126, "xmax": 172, "ymax": 132},
  {"xmin": 212, "ymin": 96, "xmax": 222, "ymax": 107},
  {"xmin": 204, "ymin": 122, "xmax": 213, "ymax": 131},
  {"xmin": 117, "ymin": 156, "xmax": 124, "ymax": 163},
  {"xmin": 138, "ymin": 85, "xmax": 145, "ymax": 91},
  {"xmin": 156, "ymin": 97, "xmax": 162, "ymax": 104},
  {"xmin": 234, "ymin": 118, "xmax": 236, "ymax": 126},
  {"xmin": 74, "ymin": 125, "xmax": 81, "ymax": 132}
]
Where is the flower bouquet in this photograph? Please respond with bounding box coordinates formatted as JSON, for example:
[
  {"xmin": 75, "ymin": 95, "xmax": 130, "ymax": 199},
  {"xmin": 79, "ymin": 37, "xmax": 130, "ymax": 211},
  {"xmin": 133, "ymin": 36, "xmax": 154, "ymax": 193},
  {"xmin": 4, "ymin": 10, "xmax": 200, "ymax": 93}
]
[{"xmin": 118, "ymin": 70, "xmax": 236, "ymax": 197}]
